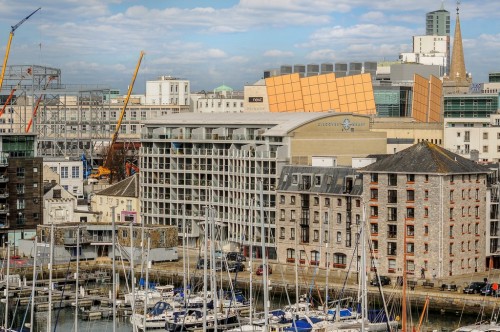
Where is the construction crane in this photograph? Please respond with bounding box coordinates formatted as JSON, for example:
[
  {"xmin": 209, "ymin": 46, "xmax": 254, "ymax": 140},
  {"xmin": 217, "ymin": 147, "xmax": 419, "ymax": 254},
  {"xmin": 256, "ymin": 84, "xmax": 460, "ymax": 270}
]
[
  {"xmin": 25, "ymin": 75, "xmax": 56, "ymax": 132},
  {"xmin": 90, "ymin": 51, "xmax": 144, "ymax": 181},
  {"xmin": 0, "ymin": 8, "xmax": 41, "ymax": 92}
]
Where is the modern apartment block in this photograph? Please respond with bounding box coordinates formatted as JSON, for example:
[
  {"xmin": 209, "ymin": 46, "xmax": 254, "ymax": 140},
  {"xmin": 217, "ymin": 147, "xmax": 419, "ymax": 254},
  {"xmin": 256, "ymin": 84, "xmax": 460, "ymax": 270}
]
[
  {"xmin": 0, "ymin": 134, "xmax": 43, "ymax": 246},
  {"xmin": 359, "ymin": 141, "xmax": 490, "ymax": 278},
  {"xmin": 275, "ymin": 165, "xmax": 363, "ymax": 270},
  {"xmin": 140, "ymin": 112, "xmax": 387, "ymax": 257}
]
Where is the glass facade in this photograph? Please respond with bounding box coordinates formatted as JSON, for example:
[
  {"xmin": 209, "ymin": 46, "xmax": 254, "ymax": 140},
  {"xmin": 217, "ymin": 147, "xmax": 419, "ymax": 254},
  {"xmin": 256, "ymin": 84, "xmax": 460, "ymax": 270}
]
[
  {"xmin": 1, "ymin": 136, "xmax": 36, "ymax": 157},
  {"xmin": 444, "ymin": 95, "xmax": 499, "ymax": 118},
  {"xmin": 374, "ymin": 87, "xmax": 413, "ymax": 117}
]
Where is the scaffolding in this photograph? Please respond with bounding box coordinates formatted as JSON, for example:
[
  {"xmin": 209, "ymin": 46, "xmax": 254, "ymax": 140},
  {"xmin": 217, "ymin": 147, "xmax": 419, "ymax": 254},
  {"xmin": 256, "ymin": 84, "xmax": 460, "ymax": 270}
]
[{"xmin": 0, "ymin": 65, "xmax": 120, "ymax": 165}]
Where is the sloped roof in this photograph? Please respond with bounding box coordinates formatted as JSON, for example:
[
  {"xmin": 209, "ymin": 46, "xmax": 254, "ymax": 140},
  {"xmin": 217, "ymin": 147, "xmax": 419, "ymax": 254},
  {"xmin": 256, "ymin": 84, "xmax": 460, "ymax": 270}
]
[
  {"xmin": 96, "ymin": 173, "xmax": 139, "ymax": 198},
  {"xmin": 359, "ymin": 141, "xmax": 491, "ymax": 174}
]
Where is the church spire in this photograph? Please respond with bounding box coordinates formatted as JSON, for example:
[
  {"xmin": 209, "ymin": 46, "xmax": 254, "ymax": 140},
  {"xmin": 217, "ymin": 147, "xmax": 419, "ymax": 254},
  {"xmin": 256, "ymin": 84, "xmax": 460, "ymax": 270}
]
[{"xmin": 444, "ymin": 0, "xmax": 471, "ymax": 90}]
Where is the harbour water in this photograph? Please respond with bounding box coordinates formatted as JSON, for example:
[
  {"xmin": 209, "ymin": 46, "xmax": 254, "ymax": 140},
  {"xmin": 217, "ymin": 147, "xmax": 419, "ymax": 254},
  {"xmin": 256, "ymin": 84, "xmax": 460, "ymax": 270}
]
[{"xmin": 0, "ymin": 301, "xmax": 484, "ymax": 331}]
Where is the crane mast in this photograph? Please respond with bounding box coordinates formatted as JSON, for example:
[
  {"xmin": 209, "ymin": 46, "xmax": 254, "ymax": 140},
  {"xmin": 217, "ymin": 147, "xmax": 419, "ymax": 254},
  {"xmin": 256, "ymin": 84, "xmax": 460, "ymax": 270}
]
[
  {"xmin": 0, "ymin": 7, "xmax": 41, "ymax": 92},
  {"xmin": 103, "ymin": 51, "xmax": 144, "ymax": 173}
]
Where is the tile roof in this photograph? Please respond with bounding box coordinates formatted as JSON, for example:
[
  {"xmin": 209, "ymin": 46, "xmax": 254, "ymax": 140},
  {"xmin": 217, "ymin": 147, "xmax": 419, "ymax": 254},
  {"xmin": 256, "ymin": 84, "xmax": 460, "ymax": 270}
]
[
  {"xmin": 95, "ymin": 173, "xmax": 139, "ymax": 198},
  {"xmin": 359, "ymin": 141, "xmax": 491, "ymax": 174}
]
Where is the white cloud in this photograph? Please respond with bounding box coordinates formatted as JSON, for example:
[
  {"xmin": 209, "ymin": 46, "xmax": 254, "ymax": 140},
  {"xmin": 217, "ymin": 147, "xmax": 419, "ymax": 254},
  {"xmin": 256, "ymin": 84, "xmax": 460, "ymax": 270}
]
[
  {"xmin": 306, "ymin": 49, "xmax": 337, "ymax": 61},
  {"xmin": 263, "ymin": 50, "xmax": 294, "ymax": 57},
  {"xmin": 360, "ymin": 11, "xmax": 385, "ymax": 22}
]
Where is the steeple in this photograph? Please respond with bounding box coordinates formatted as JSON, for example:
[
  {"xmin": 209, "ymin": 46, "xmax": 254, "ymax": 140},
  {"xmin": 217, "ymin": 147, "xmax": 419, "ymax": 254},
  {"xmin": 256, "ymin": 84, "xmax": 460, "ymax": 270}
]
[{"xmin": 444, "ymin": 1, "xmax": 471, "ymax": 92}]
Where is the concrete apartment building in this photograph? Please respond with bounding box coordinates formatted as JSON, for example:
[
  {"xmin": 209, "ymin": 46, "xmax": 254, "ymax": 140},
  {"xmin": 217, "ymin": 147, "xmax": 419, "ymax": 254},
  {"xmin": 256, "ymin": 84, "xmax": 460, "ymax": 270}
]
[
  {"xmin": 140, "ymin": 112, "xmax": 387, "ymax": 257},
  {"xmin": 359, "ymin": 142, "xmax": 490, "ymax": 278},
  {"xmin": 275, "ymin": 165, "xmax": 363, "ymax": 271}
]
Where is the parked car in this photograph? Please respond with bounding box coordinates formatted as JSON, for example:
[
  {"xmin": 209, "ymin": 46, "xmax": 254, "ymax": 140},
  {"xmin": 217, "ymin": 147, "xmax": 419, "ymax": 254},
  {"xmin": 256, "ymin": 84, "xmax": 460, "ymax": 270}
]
[
  {"xmin": 256, "ymin": 264, "xmax": 272, "ymax": 276},
  {"xmin": 196, "ymin": 258, "xmax": 223, "ymax": 271},
  {"xmin": 480, "ymin": 283, "xmax": 499, "ymax": 296},
  {"xmin": 226, "ymin": 252, "xmax": 246, "ymax": 262},
  {"xmin": 214, "ymin": 250, "xmax": 224, "ymax": 260},
  {"xmin": 370, "ymin": 276, "xmax": 391, "ymax": 286},
  {"xmin": 227, "ymin": 261, "xmax": 245, "ymax": 272},
  {"xmin": 463, "ymin": 282, "xmax": 486, "ymax": 294}
]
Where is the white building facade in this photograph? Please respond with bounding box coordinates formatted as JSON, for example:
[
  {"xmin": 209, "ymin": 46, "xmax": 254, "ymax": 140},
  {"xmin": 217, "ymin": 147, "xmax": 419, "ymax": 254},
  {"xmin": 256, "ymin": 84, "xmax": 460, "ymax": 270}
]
[{"xmin": 145, "ymin": 76, "xmax": 190, "ymax": 106}]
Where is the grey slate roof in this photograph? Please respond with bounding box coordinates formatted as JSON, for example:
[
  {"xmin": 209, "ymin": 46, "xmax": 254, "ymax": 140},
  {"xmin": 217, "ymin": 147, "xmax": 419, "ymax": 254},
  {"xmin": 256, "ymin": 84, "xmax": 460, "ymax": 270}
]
[
  {"xmin": 96, "ymin": 173, "xmax": 139, "ymax": 198},
  {"xmin": 278, "ymin": 165, "xmax": 363, "ymax": 196},
  {"xmin": 360, "ymin": 141, "xmax": 491, "ymax": 174}
]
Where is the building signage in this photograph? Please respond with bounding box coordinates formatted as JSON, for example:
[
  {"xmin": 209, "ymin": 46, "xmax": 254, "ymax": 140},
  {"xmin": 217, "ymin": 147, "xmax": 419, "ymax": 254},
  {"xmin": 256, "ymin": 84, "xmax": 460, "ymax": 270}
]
[
  {"xmin": 248, "ymin": 97, "xmax": 263, "ymax": 103},
  {"xmin": 317, "ymin": 118, "xmax": 365, "ymax": 131}
]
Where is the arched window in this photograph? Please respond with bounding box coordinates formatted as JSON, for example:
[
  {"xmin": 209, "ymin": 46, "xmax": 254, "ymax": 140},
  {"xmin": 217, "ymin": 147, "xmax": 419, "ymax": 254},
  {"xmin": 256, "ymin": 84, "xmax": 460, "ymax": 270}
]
[
  {"xmin": 333, "ymin": 253, "xmax": 347, "ymax": 268},
  {"xmin": 311, "ymin": 250, "xmax": 320, "ymax": 265}
]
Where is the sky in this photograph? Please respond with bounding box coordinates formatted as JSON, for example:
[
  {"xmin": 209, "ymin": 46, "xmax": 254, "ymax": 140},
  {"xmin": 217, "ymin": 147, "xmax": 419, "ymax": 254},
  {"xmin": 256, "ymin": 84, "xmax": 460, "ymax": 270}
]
[{"xmin": 0, "ymin": 0, "xmax": 499, "ymax": 94}]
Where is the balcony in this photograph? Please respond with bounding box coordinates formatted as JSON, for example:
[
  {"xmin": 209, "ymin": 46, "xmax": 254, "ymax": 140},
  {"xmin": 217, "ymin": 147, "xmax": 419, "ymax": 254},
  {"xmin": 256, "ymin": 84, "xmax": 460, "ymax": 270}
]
[
  {"xmin": 0, "ymin": 190, "xmax": 9, "ymax": 198},
  {"xmin": 0, "ymin": 175, "xmax": 8, "ymax": 183},
  {"xmin": 64, "ymin": 236, "xmax": 92, "ymax": 246}
]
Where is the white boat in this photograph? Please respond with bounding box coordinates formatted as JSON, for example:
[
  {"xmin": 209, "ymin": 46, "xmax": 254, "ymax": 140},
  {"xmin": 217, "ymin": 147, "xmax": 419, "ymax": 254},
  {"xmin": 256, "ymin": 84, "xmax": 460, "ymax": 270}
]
[
  {"xmin": 125, "ymin": 289, "xmax": 163, "ymax": 306},
  {"xmin": 130, "ymin": 300, "xmax": 180, "ymax": 330}
]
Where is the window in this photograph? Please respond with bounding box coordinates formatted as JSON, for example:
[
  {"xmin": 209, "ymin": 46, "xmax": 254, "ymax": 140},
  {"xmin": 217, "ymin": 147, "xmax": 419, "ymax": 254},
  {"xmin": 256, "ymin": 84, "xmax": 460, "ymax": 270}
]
[
  {"xmin": 311, "ymin": 250, "xmax": 320, "ymax": 262},
  {"xmin": 475, "ymin": 206, "xmax": 479, "ymax": 218},
  {"xmin": 424, "ymin": 190, "xmax": 429, "ymax": 199},
  {"xmin": 449, "ymin": 208, "xmax": 454, "ymax": 219},
  {"xmin": 16, "ymin": 167, "xmax": 25, "ymax": 177},
  {"xmin": 337, "ymin": 198, "xmax": 342, "ymax": 206},
  {"xmin": 17, "ymin": 198, "xmax": 25, "ymax": 209},
  {"xmin": 356, "ymin": 199, "xmax": 360, "ymax": 207},
  {"xmin": 424, "ymin": 225, "xmax": 429, "ymax": 235},
  {"xmin": 370, "ymin": 189, "xmax": 378, "ymax": 200},
  {"xmin": 388, "ymin": 207, "xmax": 397, "ymax": 221},
  {"xmin": 280, "ymin": 227, "xmax": 285, "ymax": 239},
  {"xmin": 370, "ymin": 206, "xmax": 378, "ymax": 217},
  {"xmin": 314, "ymin": 211, "xmax": 319, "ymax": 222},
  {"xmin": 425, "ymin": 174, "xmax": 429, "ymax": 182},
  {"xmin": 290, "ymin": 196, "xmax": 296, "ymax": 205},
  {"xmin": 280, "ymin": 209, "xmax": 285, "ymax": 220},
  {"xmin": 355, "ymin": 214, "xmax": 360, "ymax": 225},
  {"xmin": 475, "ymin": 223, "xmax": 479, "ymax": 235},
  {"xmin": 324, "ymin": 211, "xmax": 329, "ymax": 224},
  {"xmin": 370, "ymin": 223, "xmax": 378, "ymax": 235},
  {"xmin": 370, "ymin": 173, "xmax": 378, "ymax": 183},
  {"xmin": 333, "ymin": 253, "xmax": 347, "ymax": 266},
  {"xmin": 449, "ymin": 243, "xmax": 454, "ymax": 255},
  {"xmin": 290, "ymin": 210, "xmax": 296, "ymax": 220},
  {"xmin": 16, "ymin": 183, "xmax": 25, "ymax": 195},
  {"xmin": 325, "ymin": 198, "xmax": 330, "ymax": 206},
  {"xmin": 406, "ymin": 225, "xmax": 414, "ymax": 236},
  {"xmin": 407, "ymin": 190, "xmax": 415, "ymax": 202},
  {"xmin": 315, "ymin": 175, "xmax": 321, "ymax": 186},
  {"xmin": 424, "ymin": 207, "xmax": 428, "ymax": 217},
  {"xmin": 336, "ymin": 232, "xmax": 342, "ymax": 243},
  {"xmin": 406, "ymin": 207, "xmax": 415, "ymax": 219},
  {"xmin": 388, "ymin": 190, "xmax": 397, "ymax": 203},
  {"xmin": 280, "ymin": 195, "xmax": 285, "ymax": 204},
  {"xmin": 292, "ymin": 174, "xmax": 298, "ymax": 184},
  {"xmin": 388, "ymin": 259, "xmax": 396, "ymax": 271},
  {"xmin": 407, "ymin": 174, "xmax": 415, "ymax": 182},
  {"xmin": 337, "ymin": 213, "xmax": 342, "ymax": 224},
  {"xmin": 424, "ymin": 243, "xmax": 428, "ymax": 252},
  {"xmin": 484, "ymin": 146, "xmax": 489, "ymax": 153},
  {"xmin": 287, "ymin": 248, "xmax": 295, "ymax": 261},
  {"xmin": 372, "ymin": 240, "xmax": 378, "ymax": 251},
  {"xmin": 475, "ymin": 189, "xmax": 480, "ymax": 200},
  {"xmin": 484, "ymin": 132, "xmax": 489, "ymax": 139},
  {"xmin": 387, "ymin": 242, "xmax": 397, "ymax": 255},
  {"xmin": 388, "ymin": 224, "xmax": 397, "ymax": 238},
  {"xmin": 388, "ymin": 174, "xmax": 397, "ymax": 186},
  {"xmin": 324, "ymin": 230, "xmax": 329, "ymax": 243},
  {"xmin": 33, "ymin": 167, "xmax": 38, "ymax": 173},
  {"xmin": 313, "ymin": 196, "xmax": 319, "ymax": 206},
  {"xmin": 406, "ymin": 243, "xmax": 415, "ymax": 254},
  {"xmin": 61, "ymin": 166, "xmax": 69, "ymax": 179},
  {"xmin": 290, "ymin": 228, "xmax": 295, "ymax": 240}
]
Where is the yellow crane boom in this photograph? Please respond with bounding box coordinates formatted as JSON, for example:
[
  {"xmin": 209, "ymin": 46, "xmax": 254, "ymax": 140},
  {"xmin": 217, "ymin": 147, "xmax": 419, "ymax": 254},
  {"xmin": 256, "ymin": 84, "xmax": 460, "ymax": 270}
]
[
  {"xmin": 103, "ymin": 50, "xmax": 145, "ymax": 169},
  {"xmin": 0, "ymin": 7, "xmax": 41, "ymax": 92}
]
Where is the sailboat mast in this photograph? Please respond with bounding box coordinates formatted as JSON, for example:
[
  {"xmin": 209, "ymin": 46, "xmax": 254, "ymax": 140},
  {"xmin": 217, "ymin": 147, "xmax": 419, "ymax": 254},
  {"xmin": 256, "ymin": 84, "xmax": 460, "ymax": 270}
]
[
  {"xmin": 249, "ymin": 200, "xmax": 254, "ymax": 326},
  {"xmin": 183, "ymin": 204, "xmax": 187, "ymax": 301},
  {"xmin": 29, "ymin": 236, "xmax": 38, "ymax": 330},
  {"xmin": 75, "ymin": 226, "xmax": 80, "ymax": 332},
  {"xmin": 361, "ymin": 204, "xmax": 368, "ymax": 330},
  {"xmin": 324, "ymin": 205, "xmax": 331, "ymax": 314},
  {"xmin": 402, "ymin": 215, "xmax": 408, "ymax": 332},
  {"xmin": 47, "ymin": 223, "xmax": 54, "ymax": 332},
  {"xmin": 4, "ymin": 241, "xmax": 10, "ymax": 330},
  {"xmin": 112, "ymin": 206, "xmax": 117, "ymax": 332},
  {"xmin": 260, "ymin": 181, "xmax": 269, "ymax": 331},
  {"xmin": 202, "ymin": 207, "xmax": 209, "ymax": 331}
]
